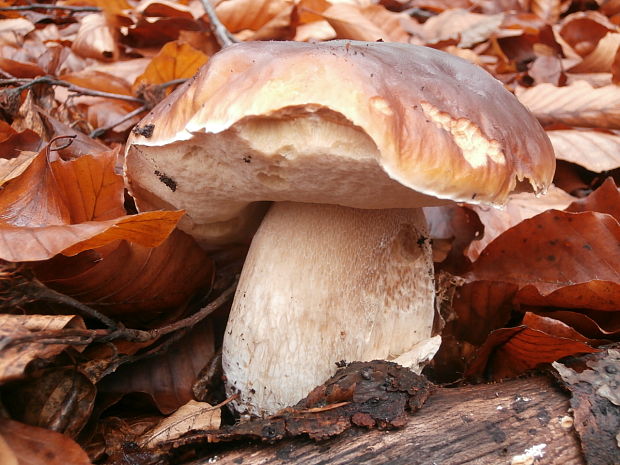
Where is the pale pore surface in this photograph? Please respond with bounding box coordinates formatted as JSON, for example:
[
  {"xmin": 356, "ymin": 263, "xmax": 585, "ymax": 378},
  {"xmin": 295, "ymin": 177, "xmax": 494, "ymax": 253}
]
[
  {"xmin": 126, "ymin": 109, "xmax": 449, "ymax": 246},
  {"xmin": 222, "ymin": 203, "xmax": 435, "ymax": 416}
]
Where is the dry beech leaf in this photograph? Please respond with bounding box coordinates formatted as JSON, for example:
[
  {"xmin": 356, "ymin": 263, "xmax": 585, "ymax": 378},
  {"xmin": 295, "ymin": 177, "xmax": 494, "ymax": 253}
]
[
  {"xmin": 529, "ymin": 54, "xmax": 565, "ymax": 86},
  {"xmin": 465, "ymin": 186, "xmax": 575, "ymax": 261},
  {"xmin": 516, "ymin": 280, "xmax": 620, "ymax": 312},
  {"xmin": 99, "ymin": 319, "xmax": 215, "ymax": 412},
  {"xmin": 215, "ymin": 0, "xmax": 295, "ymax": 34},
  {"xmin": 0, "ymin": 315, "xmax": 86, "ymax": 383},
  {"xmin": 559, "ymin": 11, "xmax": 615, "ymax": 56},
  {"xmin": 297, "ymin": 0, "xmax": 331, "ymax": 24},
  {"xmin": 140, "ymin": 400, "xmax": 221, "ymax": 448},
  {"xmin": 133, "ymin": 41, "xmax": 208, "ymax": 92},
  {"xmin": 34, "ymin": 229, "xmax": 214, "ymax": 324},
  {"xmin": 0, "ymin": 18, "xmax": 35, "ymax": 42},
  {"xmin": 569, "ymin": 32, "xmax": 620, "ymax": 74},
  {"xmin": 71, "ymin": 13, "xmax": 119, "ymax": 61},
  {"xmin": 424, "ymin": 204, "xmax": 482, "ymax": 269},
  {"xmin": 37, "ymin": 112, "xmax": 110, "ymax": 159},
  {"xmin": 0, "ymin": 123, "xmax": 41, "ymax": 186},
  {"xmin": 566, "ymin": 178, "xmax": 620, "ymax": 221},
  {"xmin": 294, "ymin": 20, "xmax": 337, "ymax": 42},
  {"xmin": 613, "ymin": 47, "xmax": 620, "ymax": 84},
  {"xmin": 0, "ymin": 144, "xmax": 183, "ymax": 261},
  {"xmin": 60, "ymin": 70, "xmax": 133, "ymax": 96},
  {"xmin": 137, "ymin": 0, "xmax": 195, "ymax": 19},
  {"xmin": 530, "ymin": 0, "xmax": 570, "ymax": 23},
  {"xmin": 322, "ymin": 3, "xmax": 392, "ymax": 42},
  {"xmin": 468, "ymin": 210, "xmax": 620, "ymax": 296},
  {"xmin": 564, "ymin": 72, "xmax": 612, "ymax": 88},
  {"xmin": 516, "ymin": 81, "xmax": 620, "ymax": 129},
  {"xmin": 421, "ymin": 9, "xmax": 504, "ymax": 48},
  {"xmin": 0, "ymin": 57, "xmax": 45, "ymax": 79},
  {"xmin": 8, "ymin": 368, "xmax": 96, "ymax": 438},
  {"xmin": 465, "ymin": 316, "xmax": 599, "ymax": 379},
  {"xmin": 533, "ymin": 309, "xmax": 620, "ymax": 338},
  {"xmin": 0, "ymin": 419, "xmax": 91, "ymax": 465},
  {"xmin": 547, "ymin": 130, "xmax": 620, "ymax": 172}
]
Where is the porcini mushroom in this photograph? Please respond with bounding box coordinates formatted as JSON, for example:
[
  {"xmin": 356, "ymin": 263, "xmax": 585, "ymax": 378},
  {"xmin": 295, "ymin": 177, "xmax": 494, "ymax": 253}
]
[{"xmin": 125, "ymin": 40, "xmax": 555, "ymax": 416}]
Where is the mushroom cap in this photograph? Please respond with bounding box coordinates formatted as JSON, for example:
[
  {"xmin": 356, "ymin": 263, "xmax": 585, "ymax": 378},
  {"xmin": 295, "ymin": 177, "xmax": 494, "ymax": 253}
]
[{"xmin": 125, "ymin": 40, "xmax": 555, "ymax": 246}]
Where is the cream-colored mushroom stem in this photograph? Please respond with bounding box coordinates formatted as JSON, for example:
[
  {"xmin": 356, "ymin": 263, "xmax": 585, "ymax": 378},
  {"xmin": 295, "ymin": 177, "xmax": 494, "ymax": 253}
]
[{"xmin": 222, "ymin": 201, "xmax": 436, "ymax": 417}]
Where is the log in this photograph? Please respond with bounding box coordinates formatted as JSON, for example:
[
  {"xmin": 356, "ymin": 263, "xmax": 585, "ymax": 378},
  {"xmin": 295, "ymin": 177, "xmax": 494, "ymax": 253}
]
[{"xmin": 192, "ymin": 376, "xmax": 585, "ymax": 465}]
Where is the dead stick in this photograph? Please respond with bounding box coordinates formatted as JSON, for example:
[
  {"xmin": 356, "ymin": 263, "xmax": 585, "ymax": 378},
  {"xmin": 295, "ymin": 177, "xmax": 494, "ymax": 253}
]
[
  {"xmin": 90, "ymin": 104, "xmax": 148, "ymax": 138},
  {"xmin": 8, "ymin": 77, "xmax": 144, "ymax": 103},
  {"xmin": 199, "ymin": 0, "xmax": 237, "ymax": 48},
  {"xmin": 0, "ymin": 4, "xmax": 100, "ymax": 12}
]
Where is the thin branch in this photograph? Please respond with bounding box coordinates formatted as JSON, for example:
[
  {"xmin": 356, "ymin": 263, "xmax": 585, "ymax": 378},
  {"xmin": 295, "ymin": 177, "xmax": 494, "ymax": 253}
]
[
  {"xmin": 199, "ymin": 0, "xmax": 237, "ymax": 48},
  {"xmin": 101, "ymin": 278, "xmax": 238, "ymax": 343},
  {"xmin": 90, "ymin": 104, "xmax": 148, "ymax": 138},
  {"xmin": 0, "ymin": 77, "xmax": 144, "ymax": 103},
  {"xmin": 0, "ymin": 4, "xmax": 100, "ymax": 12}
]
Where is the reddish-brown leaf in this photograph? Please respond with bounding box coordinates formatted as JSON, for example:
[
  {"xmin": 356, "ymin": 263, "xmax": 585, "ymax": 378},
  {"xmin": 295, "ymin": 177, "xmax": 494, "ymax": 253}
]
[
  {"xmin": 547, "ymin": 130, "xmax": 620, "ymax": 173},
  {"xmin": 516, "ymin": 81, "xmax": 620, "ymax": 129},
  {"xmin": 565, "ymin": 177, "xmax": 620, "ymax": 221},
  {"xmin": 569, "ymin": 32, "xmax": 620, "ymax": 74},
  {"xmin": 0, "ymin": 419, "xmax": 91, "ymax": 465},
  {"xmin": 532, "ymin": 309, "xmax": 620, "ymax": 338},
  {"xmin": 34, "ymin": 229, "xmax": 214, "ymax": 324},
  {"xmin": 468, "ymin": 210, "xmax": 620, "ymax": 295},
  {"xmin": 71, "ymin": 13, "xmax": 119, "ymax": 61},
  {"xmin": 465, "ymin": 323, "xmax": 599, "ymax": 379},
  {"xmin": 99, "ymin": 319, "xmax": 215, "ymax": 413},
  {"xmin": 559, "ymin": 11, "xmax": 615, "ymax": 56},
  {"xmin": 465, "ymin": 186, "xmax": 575, "ymax": 261},
  {"xmin": 0, "ymin": 144, "xmax": 183, "ymax": 261},
  {"xmin": 0, "ymin": 315, "xmax": 86, "ymax": 383},
  {"xmin": 133, "ymin": 41, "xmax": 208, "ymax": 92}
]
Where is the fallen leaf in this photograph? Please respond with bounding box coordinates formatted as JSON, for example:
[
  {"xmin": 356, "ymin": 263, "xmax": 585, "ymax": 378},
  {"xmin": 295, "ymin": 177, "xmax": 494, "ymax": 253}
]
[
  {"xmin": 215, "ymin": 0, "xmax": 295, "ymax": 35},
  {"xmin": 533, "ymin": 309, "xmax": 620, "ymax": 338},
  {"xmin": 60, "ymin": 70, "xmax": 133, "ymax": 96},
  {"xmin": 516, "ymin": 81, "xmax": 620, "ymax": 129},
  {"xmin": 465, "ymin": 323, "xmax": 599, "ymax": 379},
  {"xmin": 322, "ymin": 3, "xmax": 392, "ymax": 42},
  {"xmin": 566, "ymin": 178, "xmax": 620, "ymax": 221},
  {"xmin": 0, "ymin": 315, "xmax": 86, "ymax": 383},
  {"xmin": 133, "ymin": 40, "xmax": 208, "ymax": 93},
  {"xmin": 569, "ymin": 32, "xmax": 620, "ymax": 74},
  {"xmin": 559, "ymin": 11, "xmax": 615, "ymax": 56},
  {"xmin": 465, "ymin": 186, "xmax": 575, "ymax": 261},
  {"xmin": 0, "ymin": 143, "xmax": 183, "ymax": 261},
  {"xmin": 421, "ymin": 9, "xmax": 504, "ymax": 48},
  {"xmin": 71, "ymin": 13, "xmax": 119, "ymax": 61},
  {"xmin": 468, "ymin": 210, "xmax": 620, "ymax": 296},
  {"xmin": 5, "ymin": 368, "xmax": 96, "ymax": 438},
  {"xmin": 140, "ymin": 400, "xmax": 221, "ymax": 448},
  {"xmin": 530, "ymin": 0, "xmax": 570, "ymax": 24},
  {"xmin": 547, "ymin": 130, "xmax": 620, "ymax": 172},
  {"xmin": 98, "ymin": 319, "xmax": 215, "ymax": 412},
  {"xmin": 34, "ymin": 229, "xmax": 214, "ymax": 325},
  {"xmin": 0, "ymin": 419, "xmax": 91, "ymax": 465}
]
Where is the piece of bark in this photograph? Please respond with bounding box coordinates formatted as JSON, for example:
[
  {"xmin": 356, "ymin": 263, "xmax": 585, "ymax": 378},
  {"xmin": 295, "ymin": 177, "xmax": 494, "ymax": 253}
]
[{"xmin": 191, "ymin": 376, "xmax": 584, "ymax": 465}]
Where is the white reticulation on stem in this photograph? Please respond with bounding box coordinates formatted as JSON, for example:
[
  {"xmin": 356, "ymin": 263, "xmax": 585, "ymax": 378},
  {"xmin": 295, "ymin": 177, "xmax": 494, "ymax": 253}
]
[{"xmin": 222, "ymin": 202, "xmax": 435, "ymax": 416}]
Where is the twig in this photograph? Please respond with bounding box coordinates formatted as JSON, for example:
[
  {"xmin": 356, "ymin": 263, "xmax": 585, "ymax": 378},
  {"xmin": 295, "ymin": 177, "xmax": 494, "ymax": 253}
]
[
  {"xmin": 0, "ymin": 77, "xmax": 144, "ymax": 103},
  {"xmin": 90, "ymin": 104, "xmax": 148, "ymax": 137},
  {"xmin": 159, "ymin": 78, "xmax": 188, "ymax": 90},
  {"xmin": 0, "ymin": 329, "xmax": 97, "ymax": 351},
  {"xmin": 199, "ymin": 0, "xmax": 237, "ymax": 48},
  {"xmin": 101, "ymin": 278, "xmax": 238, "ymax": 343},
  {"xmin": 0, "ymin": 4, "xmax": 100, "ymax": 12}
]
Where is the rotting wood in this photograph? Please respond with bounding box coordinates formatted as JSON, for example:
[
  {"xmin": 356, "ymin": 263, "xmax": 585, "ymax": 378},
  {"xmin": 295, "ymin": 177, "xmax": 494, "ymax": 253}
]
[{"xmin": 190, "ymin": 376, "xmax": 585, "ymax": 465}]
